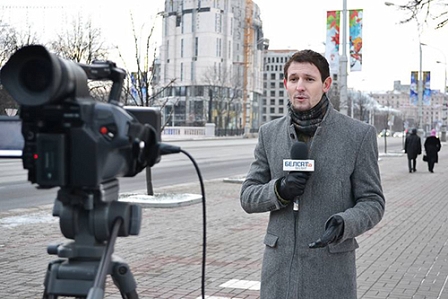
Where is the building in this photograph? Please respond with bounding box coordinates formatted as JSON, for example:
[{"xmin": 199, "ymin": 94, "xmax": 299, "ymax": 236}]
[
  {"xmin": 370, "ymin": 80, "xmax": 445, "ymax": 133},
  {"xmin": 154, "ymin": 0, "xmax": 267, "ymax": 131},
  {"xmin": 261, "ymin": 49, "xmax": 297, "ymax": 123}
]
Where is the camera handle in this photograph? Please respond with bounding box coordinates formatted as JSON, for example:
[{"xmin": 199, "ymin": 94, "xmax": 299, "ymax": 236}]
[{"xmin": 42, "ymin": 181, "xmax": 140, "ymax": 299}]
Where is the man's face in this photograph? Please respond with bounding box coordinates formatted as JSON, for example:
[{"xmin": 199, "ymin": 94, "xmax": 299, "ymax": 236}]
[{"xmin": 284, "ymin": 61, "xmax": 331, "ymax": 112}]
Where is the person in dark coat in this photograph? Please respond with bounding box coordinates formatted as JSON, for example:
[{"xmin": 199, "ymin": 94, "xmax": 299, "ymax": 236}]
[
  {"xmin": 424, "ymin": 129, "xmax": 441, "ymax": 173},
  {"xmin": 240, "ymin": 50, "xmax": 385, "ymax": 299},
  {"xmin": 404, "ymin": 128, "xmax": 422, "ymax": 173}
]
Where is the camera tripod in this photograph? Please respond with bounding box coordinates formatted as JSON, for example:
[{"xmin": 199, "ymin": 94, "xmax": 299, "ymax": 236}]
[{"xmin": 42, "ymin": 179, "xmax": 141, "ymax": 299}]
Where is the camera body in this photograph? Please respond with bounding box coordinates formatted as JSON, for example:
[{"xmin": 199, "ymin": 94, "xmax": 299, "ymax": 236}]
[{"xmin": 1, "ymin": 45, "xmax": 161, "ymax": 189}]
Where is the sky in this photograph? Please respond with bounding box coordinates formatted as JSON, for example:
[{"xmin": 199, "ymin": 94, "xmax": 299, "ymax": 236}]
[{"xmin": 2, "ymin": 0, "xmax": 448, "ymax": 93}]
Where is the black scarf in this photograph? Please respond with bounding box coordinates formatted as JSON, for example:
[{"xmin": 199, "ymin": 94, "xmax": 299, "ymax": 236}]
[{"xmin": 288, "ymin": 94, "xmax": 329, "ymax": 137}]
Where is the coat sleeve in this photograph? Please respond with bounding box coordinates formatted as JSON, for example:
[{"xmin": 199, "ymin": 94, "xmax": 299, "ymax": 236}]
[
  {"xmin": 240, "ymin": 126, "xmax": 288, "ymax": 214},
  {"xmin": 335, "ymin": 126, "xmax": 385, "ymax": 241}
]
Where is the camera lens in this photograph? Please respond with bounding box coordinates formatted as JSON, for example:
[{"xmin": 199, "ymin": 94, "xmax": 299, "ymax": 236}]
[{"xmin": 19, "ymin": 59, "xmax": 52, "ymax": 92}]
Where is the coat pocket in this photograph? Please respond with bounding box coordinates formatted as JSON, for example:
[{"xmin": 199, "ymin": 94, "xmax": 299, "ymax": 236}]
[
  {"xmin": 263, "ymin": 233, "xmax": 279, "ymax": 248},
  {"xmin": 328, "ymin": 238, "xmax": 359, "ymax": 254}
]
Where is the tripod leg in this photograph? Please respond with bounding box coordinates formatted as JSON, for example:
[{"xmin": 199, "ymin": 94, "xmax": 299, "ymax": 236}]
[{"xmin": 111, "ymin": 259, "xmax": 139, "ymax": 299}]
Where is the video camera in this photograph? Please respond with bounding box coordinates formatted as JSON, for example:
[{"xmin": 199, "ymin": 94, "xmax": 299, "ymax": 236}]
[
  {"xmin": 1, "ymin": 44, "xmax": 161, "ymax": 189},
  {"xmin": 1, "ymin": 45, "xmax": 163, "ymax": 298}
]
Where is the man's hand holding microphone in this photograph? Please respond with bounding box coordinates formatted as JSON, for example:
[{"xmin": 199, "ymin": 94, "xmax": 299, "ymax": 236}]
[
  {"xmin": 275, "ymin": 141, "xmax": 344, "ymax": 248},
  {"xmin": 275, "ymin": 171, "xmax": 311, "ymax": 202},
  {"xmin": 275, "ymin": 142, "xmax": 313, "ymax": 208}
]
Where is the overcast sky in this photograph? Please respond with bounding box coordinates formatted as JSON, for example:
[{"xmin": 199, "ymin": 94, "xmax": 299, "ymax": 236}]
[{"xmin": 2, "ymin": 0, "xmax": 448, "ymax": 93}]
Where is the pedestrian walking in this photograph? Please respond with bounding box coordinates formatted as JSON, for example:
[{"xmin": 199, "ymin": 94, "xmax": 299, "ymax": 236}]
[
  {"xmin": 424, "ymin": 129, "xmax": 441, "ymax": 173},
  {"xmin": 240, "ymin": 49, "xmax": 385, "ymax": 299},
  {"xmin": 404, "ymin": 128, "xmax": 422, "ymax": 173}
]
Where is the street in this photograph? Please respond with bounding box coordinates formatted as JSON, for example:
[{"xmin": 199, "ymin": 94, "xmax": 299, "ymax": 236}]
[
  {"xmin": 0, "ymin": 136, "xmax": 404, "ymax": 211},
  {"xmin": 0, "ymin": 138, "xmax": 258, "ymax": 211}
]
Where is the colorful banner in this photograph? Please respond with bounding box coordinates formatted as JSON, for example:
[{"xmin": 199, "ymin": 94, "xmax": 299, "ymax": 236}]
[
  {"xmin": 410, "ymin": 71, "xmax": 418, "ymax": 106},
  {"xmin": 423, "ymin": 71, "xmax": 431, "ymax": 106},
  {"xmin": 325, "ymin": 11, "xmax": 340, "ymax": 75},
  {"xmin": 349, "ymin": 9, "xmax": 363, "ymax": 72}
]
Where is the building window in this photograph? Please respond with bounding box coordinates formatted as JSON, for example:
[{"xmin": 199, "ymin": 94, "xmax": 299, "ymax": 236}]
[
  {"xmin": 271, "ymin": 73, "xmax": 276, "ymax": 80},
  {"xmin": 270, "ymin": 90, "xmax": 275, "ymax": 97},
  {"xmin": 180, "ymin": 63, "xmax": 183, "ymax": 81},
  {"xmin": 181, "ymin": 39, "xmax": 184, "ymax": 58}
]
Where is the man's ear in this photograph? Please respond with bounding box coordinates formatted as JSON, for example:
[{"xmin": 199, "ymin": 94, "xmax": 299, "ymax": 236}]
[{"xmin": 323, "ymin": 76, "xmax": 332, "ymax": 92}]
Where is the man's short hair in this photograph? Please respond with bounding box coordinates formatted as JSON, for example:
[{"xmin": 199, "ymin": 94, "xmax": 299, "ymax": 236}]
[{"xmin": 283, "ymin": 50, "xmax": 330, "ymax": 83}]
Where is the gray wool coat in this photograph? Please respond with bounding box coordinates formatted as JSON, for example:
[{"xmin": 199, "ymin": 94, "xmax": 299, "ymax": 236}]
[{"xmin": 240, "ymin": 105, "xmax": 385, "ymax": 299}]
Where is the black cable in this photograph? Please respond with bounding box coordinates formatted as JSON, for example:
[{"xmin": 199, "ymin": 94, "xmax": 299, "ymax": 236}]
[
  {"xmin": 158, "ymin": 143, "xmax": 206, "ymax": 298},
  {"xmin": 179, "ymin": 149, "xmax": 206, "ymax": 299}
]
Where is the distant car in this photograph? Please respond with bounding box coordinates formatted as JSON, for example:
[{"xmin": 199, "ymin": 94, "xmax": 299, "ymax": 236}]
[{"xmin": 378, "ymin": 130, "xmax": 392, "ymax": 137}]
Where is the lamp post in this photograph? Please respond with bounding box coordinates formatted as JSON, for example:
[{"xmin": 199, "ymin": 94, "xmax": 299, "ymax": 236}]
[
  {"xmin": 339, "ymin": 0, "xmax": 349, "ymax": 116},
  {"xmin": 418, "ymin": 42, "xmax": 424, "ymax": 133},
  {"xmin": 385, "ymin": 2, "xmax": 424, "ymax": 136}
]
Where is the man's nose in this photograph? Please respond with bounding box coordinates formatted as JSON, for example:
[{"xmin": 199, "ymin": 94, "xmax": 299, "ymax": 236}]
[{"xmin": 295, "ymin": 79, "xmax": 305, "ymax": 90}]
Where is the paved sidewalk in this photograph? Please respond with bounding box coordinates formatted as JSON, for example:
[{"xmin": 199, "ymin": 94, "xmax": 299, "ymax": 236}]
[{"xmin": 0, "ymin": 144, "xmax": 448, "ymax": 298}]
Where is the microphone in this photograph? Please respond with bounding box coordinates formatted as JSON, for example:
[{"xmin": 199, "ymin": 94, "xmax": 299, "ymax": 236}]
[{"xmin": 283, "ymin": 142, "xmax": 314, "ymax": 211}]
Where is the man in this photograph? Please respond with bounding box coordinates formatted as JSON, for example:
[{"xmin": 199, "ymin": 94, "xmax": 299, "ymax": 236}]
[
  {"xmin": 424, "ymin": 129, "xmax": 441, "ymax": 173},
  {"xmin": 404, "ymin": 128, "xmax": 421, "ymax": 173},
  {"xmin": 240, "ymin": 50, "xmax": 385, "ymax": 299}
]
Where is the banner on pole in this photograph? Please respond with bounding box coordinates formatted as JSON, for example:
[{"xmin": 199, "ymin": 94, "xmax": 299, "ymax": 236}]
[
  {"xmin": 423, "ymin": 71, "xmax": 431, "ymax": 106},
  {"xmin": 410, "ymin": 71, "xmax": 418, "ymax": 106},
  {"xmin": 325, "ymin": 11, "xmax": 340, "ymax": 75},
  {"xmin": 349, "ymin": 9, "xmax": 363, "ymax": 72}
]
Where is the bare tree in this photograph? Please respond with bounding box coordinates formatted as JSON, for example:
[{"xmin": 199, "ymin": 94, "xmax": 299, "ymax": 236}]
[
  {"xmin": 202, "ymin": 65, "xmax": 242, "ymax": 130},
  {"xmin": 48, "ymin": 14, "xmax": 108, "ymax": 64},
  {"xmin": 0, "ymin": 22, "xmax": 39, "ymax": 115},
  {"xmin": 117, "ymin": 13, "xmax": 175, "ymax": 117},
  {"xmin": 348, "ymin": 90, "xmax": 379, "ymax": 122},
  {"xmin": 115, "ymin": 12, "xmax": 176, "ymax": 196},
  {"xmin": 393, "ymin": 0, "xmax": 448, "ymax": 29}
]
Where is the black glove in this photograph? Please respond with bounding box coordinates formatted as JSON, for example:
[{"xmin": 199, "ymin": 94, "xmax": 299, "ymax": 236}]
[
  {"xmin": 309, "ymin": 215, "xmax": 344, "ymax": 248},
  {"xmin": 276, "ymin": 171, "xmax": 311, "ymax": 202}
]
